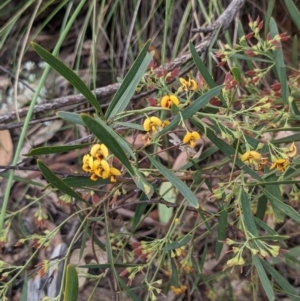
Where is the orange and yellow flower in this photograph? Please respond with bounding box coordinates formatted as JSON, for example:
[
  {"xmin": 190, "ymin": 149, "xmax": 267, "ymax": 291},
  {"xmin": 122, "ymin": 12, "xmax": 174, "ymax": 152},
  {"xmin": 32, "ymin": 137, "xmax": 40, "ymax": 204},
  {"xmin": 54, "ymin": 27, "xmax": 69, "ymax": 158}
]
[
  {"xmin": 179, "ymin": 77, "xmax": 198, "ymax": 91},
  {"xmin": 82, "ymin": 144, "xmax": 121, "ymax": 182},
  {"xmin": 143, "ymin": 116, "xmax": 162, "ymax": 133},
  {"xmin": 270, "ymin": 158, "xmax": 289, "ymax": 172},
  {"xmin": 182, "ymin": 131, "xmax": 201, "ymax": 148},
  {"xmin": 287, "ymin": 141, "xmax": 297, "ymax": 157},
  {"xmin": 240, "ymin": 150, "xmax": 261, "ymax": 165},
  {"xmin": 161, "ymin": 95, "xmax": 179, "ymax": 108},
  {"xmin": 90, "ymin": 143, "xmax": 109, "ymax": 160}
]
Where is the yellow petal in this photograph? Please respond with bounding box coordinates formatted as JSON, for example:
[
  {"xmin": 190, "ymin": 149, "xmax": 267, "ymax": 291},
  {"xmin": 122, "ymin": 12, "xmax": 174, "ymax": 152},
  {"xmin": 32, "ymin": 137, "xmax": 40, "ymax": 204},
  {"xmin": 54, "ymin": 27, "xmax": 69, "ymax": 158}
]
[
  {"xmin": 110, "ymin": 167, "xmax": 121, "ymax": 176},
  {"xmin": 287, "ymin": 142, "xmax": 297, "ymax": 157},
  {"xmin": 90, "ymin": 144, "xmax": 101, "ymax": 157},
  {"xmin": 189, "ymin": 79, "xmax": 198, "ymax": 91},
  {"xmin": 179, "ymin": 77, "xmax": 188, "ymax": 87},
  {"xmin": 102, "ymin": 169, "xmax": 110, "ymax": 179},
  {"xmin": 191, "ymin": 131, "xmax": 200, "ymax": 140},
  {"xmin": 82, "ymin": 154, "xmax": 90, "ymax": 165},
  {"xmin": 249, "ymin": 151, "xmax": 260, "ymax": 160},
  {"xmin": 150, "ymin": 116, "xmax": 162, "ymax": 126},
  {"xmin": 161, "ymin": 96, "xmax": 170, "ymax": 108},
  {"xmin": 162, "ymin": 120, "xmax": 170, "ymax": 128},
  {"xmin": 100, "ymin": 159, "xmax": 110, "ymax": 171},
  {"xmin": 183, "ymin": 132, "xmax": 192, "ymax": 144},
  {"xmin": 90, "ymin": 173, "xmax": 98, "ymax": 181},
  {"xmin": 241, "ymin": 151, "xmax": 250, "ymax": 162},
  {"xmin": 169, "ymin": 95, "xmax": 179, "ymax": 106},
  {"xmin": 88, "ymin": 156, "xmax": 94, "ymax": 169},
  {"xmin": 99, "ymin": 144, "xmax": 109, "ymax": 158},
  {"xmin": 143, "ymin": 118, "xmax": 151, "ymax": 131}
]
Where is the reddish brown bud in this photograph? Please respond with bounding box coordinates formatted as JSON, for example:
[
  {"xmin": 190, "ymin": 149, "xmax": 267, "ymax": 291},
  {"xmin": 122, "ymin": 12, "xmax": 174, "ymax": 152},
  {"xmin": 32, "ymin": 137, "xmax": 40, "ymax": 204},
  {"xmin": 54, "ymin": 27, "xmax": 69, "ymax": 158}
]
[
  {"xmin": 245, "ymin": 32, "xmax": 254, "ymax": 40},
  {"xmin": 258, "ymin": 21, "xmax": 264, "ymax": 31},
  {"xmin": 245, "ymin": 70, "xmax": 256, "ymax": 77}
]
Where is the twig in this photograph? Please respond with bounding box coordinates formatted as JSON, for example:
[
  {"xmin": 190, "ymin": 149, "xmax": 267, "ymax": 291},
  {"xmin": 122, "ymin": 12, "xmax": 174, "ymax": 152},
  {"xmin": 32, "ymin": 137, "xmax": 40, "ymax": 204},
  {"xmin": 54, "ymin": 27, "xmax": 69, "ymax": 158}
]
[{"xmin": 0, "ymin": 0, "xmax": 246, "ymax": 128}]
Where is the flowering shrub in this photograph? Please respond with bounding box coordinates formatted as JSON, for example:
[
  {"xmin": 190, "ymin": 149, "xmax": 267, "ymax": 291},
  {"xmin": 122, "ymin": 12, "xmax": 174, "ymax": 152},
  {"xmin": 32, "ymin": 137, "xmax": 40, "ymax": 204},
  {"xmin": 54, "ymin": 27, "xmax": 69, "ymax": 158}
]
[{"xmin": 3, "ymin": 12, "xmax": 299, "ymax": 301}]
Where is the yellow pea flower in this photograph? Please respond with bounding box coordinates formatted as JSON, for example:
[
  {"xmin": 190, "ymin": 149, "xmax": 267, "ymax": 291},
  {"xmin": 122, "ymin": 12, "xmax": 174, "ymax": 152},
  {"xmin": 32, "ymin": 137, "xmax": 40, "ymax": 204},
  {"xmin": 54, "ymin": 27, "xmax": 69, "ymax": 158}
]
[
  {"xmin": 182, "ymin": 131, "xmax": 201, "ymax": 148},
  {"xmin": 161, "ymin": 95, "xmax": 179, "ymax": 108},
  {"xmin": 161, "ymin": 120, "xmax": 170, "ymax": 128},
  {"xmin": 179, "ymin": 77, "xmax": 198, "ymax": 91},
  {"xmin": 90, "ymin": 143, "xmax": 109, "ymax": 160},
  {"xmin": 82, "ymin": 154, "xmax": 92, "ymax": 172},
  {"xmin": 287, "ymin": 141, "xmax": 297, "ymax": 157},
  {"xmin": 143, "ymin": 116, "xmax": 162, "ymax": 133},
  {"xmin": 109, "ymin": 167, "xmax": 121, "ymax": 182},
  {"xmin": 93, "ymin": 159, "xmax": 110, "ymax": 179},
  {"xmin": 270, "ymin": 158, "xmax": 289, "ymax": 172},
  {"xmin": 240, "ymin": 150, "xmax": 261, "ymax": 165}
]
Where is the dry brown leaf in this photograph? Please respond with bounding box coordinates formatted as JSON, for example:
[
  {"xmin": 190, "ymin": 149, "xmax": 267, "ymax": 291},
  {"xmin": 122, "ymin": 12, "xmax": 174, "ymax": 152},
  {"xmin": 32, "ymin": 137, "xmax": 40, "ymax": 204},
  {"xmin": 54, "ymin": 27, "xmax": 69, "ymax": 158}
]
[
  {"xmin": 0, "ymin": 130, "xmax": 13, "ymax": 165},
  {"xmin": 127, "ymin": 133, "xmax": 145, "ymax": 149}
]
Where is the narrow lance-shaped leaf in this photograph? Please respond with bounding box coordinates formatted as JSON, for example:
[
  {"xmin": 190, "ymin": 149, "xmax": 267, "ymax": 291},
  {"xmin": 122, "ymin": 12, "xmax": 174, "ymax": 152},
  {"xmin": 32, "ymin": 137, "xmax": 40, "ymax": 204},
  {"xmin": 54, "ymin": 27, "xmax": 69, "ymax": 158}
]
[
  {"xmin": 145, "ymin": 152, "xmax": 199, "ymax": 208},
  {"xmin": 38, "ymin": 160, "xmax": 85, "ymax": 202},
  {"xmin": 31, "ymin": 42, "xmax": 102, "ymax": 113},
  {"xmin": 63, "ymin": 265, "xmax": 79, "ymax": 301},
  {"xmin": 25, "ymin": 143, "xmax": 90, "ymax": 156},
  {"xmin": 105, "ymin": 40, "xmax": 153, "ymax": 118},
  {"xmin": 253, "ymin": 255, "xmax": 275, "ymax": 301}
]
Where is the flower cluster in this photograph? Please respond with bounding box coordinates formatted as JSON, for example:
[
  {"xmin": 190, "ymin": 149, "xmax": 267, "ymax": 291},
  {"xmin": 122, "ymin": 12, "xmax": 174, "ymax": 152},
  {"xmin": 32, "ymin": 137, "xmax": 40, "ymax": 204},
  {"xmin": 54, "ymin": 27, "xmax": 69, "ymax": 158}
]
[
  {"xmin": 82, "ymin": 143, "xmax": 121, "ymax": 182},
  {"xmin": 240, "ymin": 142, "xmax": 297, "ymax": 173},
  {"xmin": 170, "ymin": 284, "xmax": 187, "ymax": 295}
]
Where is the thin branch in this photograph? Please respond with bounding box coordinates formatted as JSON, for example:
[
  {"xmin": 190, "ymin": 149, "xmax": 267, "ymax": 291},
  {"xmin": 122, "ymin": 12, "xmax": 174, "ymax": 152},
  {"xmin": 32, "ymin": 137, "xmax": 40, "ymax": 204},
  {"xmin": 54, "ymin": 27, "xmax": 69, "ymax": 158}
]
[{"xmin": 0, "ymin": 0, "xmax": 246, "ymax": 128}]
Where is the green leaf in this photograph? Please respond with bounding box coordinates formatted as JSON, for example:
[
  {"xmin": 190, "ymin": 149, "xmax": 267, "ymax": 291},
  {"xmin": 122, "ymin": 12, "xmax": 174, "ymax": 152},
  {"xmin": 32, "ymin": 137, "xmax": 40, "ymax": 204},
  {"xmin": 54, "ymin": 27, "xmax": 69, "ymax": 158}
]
[
  {"xmin": 239, "ymin": 187, "xmax": 259, "ymax": 236},
  {"xmin": 261, "ymin": 260, "xmax": 300, "ymax": 301},
  {"xmin": 231, "ymin": 67, "xmax": 242, "ymax": 82},
  {"xmin": 284, "ymin": 0, "xmax": 300, "ymax": 31},
  {"xmin": 158, "ymin": 182, "xmax": 176, "ymax": 224},
  {"xmin": 260, "ymin": 186, "xmax": 300, "ymax": 223},
  {"xmin": 105, "ymin": 40, "xmax": 153, "ymax": 118},
  {"xmin": 81, "ymin": 114, "xmax": 153, "ymax": 197},
  {"xmin": 31, "ymin": 42, "xmax": 102, "ymax": 113},
  {"xmin": 63, "ymin": 176, "xmax": 110, "ymax": 187},
  {"xmin": 20, "ymin": 271, "xmax": 28, "ymax": 301},
  {"xmin": 145, "ymin": 152, "xmax": 199, "ymax": 208},
  {"xmin": 170, "ymin": 257, "xmax": 179, "ymax": 287},
  {"xmin": 63, "ymin": 265, "xmax": 79, "ymax": 301},
  {"xmin": 38, "ymin": 160, "xmax": 85, "ymax": 202},
  {"xmin": 265, "ymin": 175, "xmax": 285, "ymax": 222},
  {"xmin": 158, "ymin": 85, "xmax": 223, "ymax": 137},
  {"xmin": 253, "ymin": 255, "xmax": 275, "ymax": 301},
  {"xmin": 256, "ymin": 194, "xmax": 267, "ymax": 221},
  {"xmin": 25, "ymin": 143, "xmax": 90, "ymax": 156},
  {"xmin": 162, "ymin": 234, "xmax": 192, "ymax": 251},
  {"xmin": 269, "ymin": 18, "xmax": 288, "ymax": 105},
  {"xmin": 114, "ymin": 122, "xmax": 144, "ymax": 131},
  {"xmin": 190, "ymin": 42, "xmax": 217, "ymax": 88},
  {"xmin": 215, "ymin": 209, "xmax": 227, "ymax": 259},
  {"xmin": 57, "ymin": 111, "xmax": 85, "ymax": 126}
]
